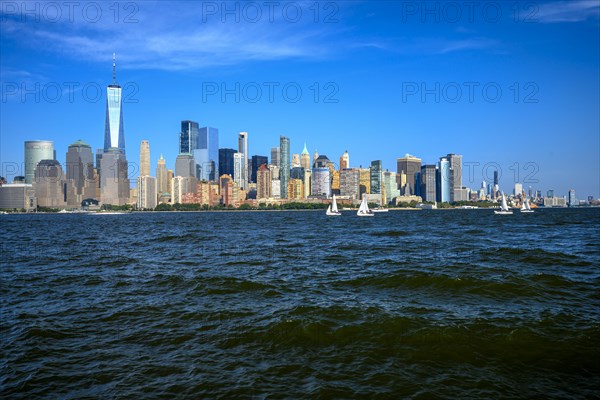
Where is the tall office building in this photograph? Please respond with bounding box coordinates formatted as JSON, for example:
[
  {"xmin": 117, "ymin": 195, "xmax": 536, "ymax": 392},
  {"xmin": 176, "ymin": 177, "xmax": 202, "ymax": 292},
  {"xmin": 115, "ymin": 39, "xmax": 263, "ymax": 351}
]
[
  {"xmin": 65, "ymin": 140, "xmax": 96, "ymax": 207},
  {"xmin": 383, "ymin": 171, "xmax": 401, "ymax": 204},
  {"xmin": 279, "ymin": 135, "xmax": 290, "ymax": 199},
  {"xmin": 140, "ymin": 140, "xmax": 150, "ymax": 177},
  {"xmin": 339, "ymin": 150, "xmax": 350, "ymax": 170},
  {"xmin": 175, "ymin": 154, "xmax": 195, "ymax": 178},
  {"xmin": 301, "ymin": 143, "xmax": 311, "ymax": 170},
  {"xmin": 568, "ymin": 189, "xmax": 577, "ymax": 207},
  {"xmin": 340, "ymin": 168, "xmax": 360, "ymax": 199},
  {"xmin": 24, "ymin": 140, "xmax": 54, "ymax": 184},
  {"xmin": 447, "ymin": 153, "xmax": 463, "ymax": 201},
  {"xmin": 493, "ymin": 170, "xmax": 499, "ymax": 186},
  {"xmin": 303, "ymin": 169, "xmax": 312, "ymax": 198},
  {"xmin": 359, "ymin": 168, "xmax": 370, "ymax": 196},
  {"xmin": 238, "ymin": 132, "xmax": 249, "ymax": 189},
  {"xmin": 370, "ymin": 160, "xmax": 382, "ymax": 195},
  {"xmin": 397, "ymin": 154, "xmax": 421, "ymax": 196},
  {"xmin": 251, "ymin": 155, "xmax": 268, "ymax": 183},
  {"xmin": 180, "ymin": 120, "xmax": 199, "ymax": 154},
  {"xmin": 288, "ymin": 179, "xmax": 304, "ymax": 200},
  {"xmin": 156, "ymin": 154, "xmax": 168, "ymax": 196},
  {"xmin": 311, "ymin": 167, "xmax": 330, "ymax": 198},
  {"xmin": 233, "ymin": 152, "xmax": 244, "ymax": 189},
  {"xmin": 195, "ymin": 127, "xmax": 219, "ymax": 181},
  {"xmin": 100, "ymin": 148, "xmax": 130, "ymax": 206},
  {"xmin": 104, "ymin": 54, "xmax": 125, "ymax": 155},
  {"xmin": 219, "ymin": 148, "xmax": 237, "ymax": 178},
  {"xmin": 34, "ymin": 159, "xmax": 66, "ymax": 208},
  {"xmin": 270, "ymin": 147, "xmax": 280, "ymax": 167},
  {"xmin": 257, "ymin": 164, "xmax": 271, "ymax": 199},
  {"xmin": 437, "ymin": 157, "xmax": 450, "ymax": 203},
  {"xmin": 137, "ymin": 175, "xmax": 157, "ymax": 209},
  {"xmin": 420, "ymin": 164, "xmax": 437, "ymax": 202}
]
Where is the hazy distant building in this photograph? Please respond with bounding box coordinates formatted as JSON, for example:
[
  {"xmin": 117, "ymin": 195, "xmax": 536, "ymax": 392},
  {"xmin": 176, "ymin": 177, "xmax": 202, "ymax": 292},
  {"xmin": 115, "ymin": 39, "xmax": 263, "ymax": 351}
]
[
  {"xmin": 140, "ymin": 140, "xmax": 150, "ymax": 177},
  {"xmin": 340, "ymin": 168, "xmax": 360, "ymax": 200},
  {"xmin": 251, "ymin": 155, "xmax": 268, "ymax": 183},
  {"xmin": 175, "ymin": 154, "xmax": 195, "ymax": 178},
  {"xmin": 397, "ymin": 154, "xmax": 421, "ymax": 195},
  {"xmin": 383, "ymin": 171, "xmax": 401, "ymax": 204},
  {"xmin": 568, "ymin": 189, "xmax": 577, "ymax": 207},
  {"xmin": 137, "ymin": 175, "xmax": 157, "ymax": 209},
  {"xmin": 514, "ymin": 183, "xmax": 523, "ymax": 197},
  {"xmin": 301, "ymin": 144, "xmax": 311, "ymax": 170},
  {"xmin": 65, "ymin": 139, "xmax": 96, "ymax": 207},
  {"xmin": 279, "ymin": 135, "xmax": 290, "ymax": 199},
  {"xmin": 292, "ymin": 153, "xmax": 301, "ymax": 169},
  {"xmin": 370, "ymin": 160, "xmax": 382, "ymax": 195},
  {"xmin": 156, "ymin": 154, "xmax": 168, "ymax": 197},
  {"xmin": 100, "ymin": 148, "xmax": 130, "ymax": 206},
  {"xmin": 238, "ymin": 132, "xmax": 249, "ymax": 189},
  {"xmin": 270, "ymin": 147, "xmax": 280, "ymax": 168},
  {"xmin": 33, "ymin": 159, "xmax": 66, "ymax": 208},
  {"xmin": 24, "ymin": 140, "xmax": 54, "ymax": 184}
]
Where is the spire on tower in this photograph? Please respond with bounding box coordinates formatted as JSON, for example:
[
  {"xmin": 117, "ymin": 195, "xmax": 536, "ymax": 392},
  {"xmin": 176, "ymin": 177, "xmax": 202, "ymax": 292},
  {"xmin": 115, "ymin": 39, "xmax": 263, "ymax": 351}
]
[{"xmin": 112, "ymin": 53, "xmax": 116, "ymax": 85}]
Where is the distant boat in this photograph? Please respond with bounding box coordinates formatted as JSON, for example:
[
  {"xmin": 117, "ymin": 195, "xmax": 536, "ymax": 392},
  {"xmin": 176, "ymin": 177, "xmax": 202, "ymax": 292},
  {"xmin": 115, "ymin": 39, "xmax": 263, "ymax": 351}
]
[
  {"xmin": 372, "ymin": 207, "xmax": 389, "ymax": 213},
  {"xmin": 357, "ymin": 195, "xmax": 374, "ymax": 217},
  {"xmin": 326, "ymin": 194, "xmax": 341, "ymax": 216},
  {"xmin": 494, "ymin": 192, "xmax": 513, "ymax": 215},
  {"xmin": 520, "ymin": 197, "xmax": 534, "ymax": 213}
]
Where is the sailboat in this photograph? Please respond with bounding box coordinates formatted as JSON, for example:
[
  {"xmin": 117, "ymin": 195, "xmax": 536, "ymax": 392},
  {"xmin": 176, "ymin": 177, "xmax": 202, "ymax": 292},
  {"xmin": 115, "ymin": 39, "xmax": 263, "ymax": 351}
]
[
  {"xmin": 357, "ymin": 195, "xmax": 374, "ymax": 217},
  {"xmin": 520, "ymin": 197, "xmax": 534, "ymax": 213},
  {"xmin": 494, "ymin": 192, "xmax": 513, "ymax": 215},
  {"xmin": 326, "ymin": 194, "xmax": 342, "ymax": 216}
]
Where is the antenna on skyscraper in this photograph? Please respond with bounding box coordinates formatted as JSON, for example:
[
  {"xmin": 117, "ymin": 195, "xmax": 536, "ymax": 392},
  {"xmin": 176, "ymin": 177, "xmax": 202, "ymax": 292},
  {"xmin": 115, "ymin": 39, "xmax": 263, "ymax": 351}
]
[{"xmin": 112, "ymin": 53, "xmax": 116, "ymax": 85}]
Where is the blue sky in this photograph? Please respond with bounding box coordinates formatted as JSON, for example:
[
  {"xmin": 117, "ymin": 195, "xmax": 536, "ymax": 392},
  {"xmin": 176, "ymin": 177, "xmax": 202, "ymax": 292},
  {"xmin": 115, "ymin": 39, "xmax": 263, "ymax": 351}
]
[{"xmin": 1, "ymin": 0, "xmax": 599, "ymax": 197}]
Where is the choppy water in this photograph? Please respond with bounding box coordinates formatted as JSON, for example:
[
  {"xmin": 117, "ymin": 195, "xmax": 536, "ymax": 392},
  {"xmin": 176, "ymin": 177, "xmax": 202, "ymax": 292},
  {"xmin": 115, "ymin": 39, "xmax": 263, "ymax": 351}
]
[{"xmin": 1, "ymin": 208, "xmax": 599, "ymax": 398}]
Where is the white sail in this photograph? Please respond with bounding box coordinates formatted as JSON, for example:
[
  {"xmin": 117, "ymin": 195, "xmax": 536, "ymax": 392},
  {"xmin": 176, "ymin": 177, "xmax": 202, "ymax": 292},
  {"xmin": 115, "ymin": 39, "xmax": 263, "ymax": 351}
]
[
  {"xmin": 525, "ymin": 198, "xmax": 531, "ymax": 210},
  {"xmin": 521, "ymin": 200, "xmax": 527, "ymax": 211},
  {"xmin": 501, "ymin": 193, "xmax": 509, "ymax": 211},
  {"xmin": 357, "ymin": 195, "xmax": 374, "ymax": 216},
  {"xmin": 332, "ymin": 194, "xmax": 339, "ymax": 213}
]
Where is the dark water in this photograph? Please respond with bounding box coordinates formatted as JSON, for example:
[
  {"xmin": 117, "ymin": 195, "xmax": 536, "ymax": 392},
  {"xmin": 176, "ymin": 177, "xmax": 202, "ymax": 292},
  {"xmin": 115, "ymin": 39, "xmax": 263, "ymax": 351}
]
[{"xmin": 1, "ymin": 208, "xmax": 599, "ymax": 398}]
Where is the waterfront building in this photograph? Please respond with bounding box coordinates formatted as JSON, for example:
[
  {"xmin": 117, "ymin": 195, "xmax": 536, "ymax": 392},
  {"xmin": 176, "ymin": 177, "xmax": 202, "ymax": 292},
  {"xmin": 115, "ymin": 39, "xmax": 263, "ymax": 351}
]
[
  {"xmin": 251, "ymin": 155, "xmax": 268, "ymax": 183},
  {"xmin": 303, "ymin": 169, "xmax": 312, "ymax": 198},
  {"xmin": 568, "ymin": 189, "xmax": 577, "ymax": 207},
  {"xmin": 383, "ymin": 170, "xmax": 401, "ymax": 204},
  {"xmin": 359, "ymin": 168, "xmax": 370, "ymax": 196},
  {"xmin": 24, "ymin": 140, "xmax": 54, "ymax": 184},
  {"xmin": 331, "ymin": 170, "xmax": 340, "ymax": 195},
  {"xmin": 420, "ymin": 164, "xmax": 437, "ymax": 203},
  {"xmin": 288, "ymin": 179, "xmax": 304, "ymax": 200},
  {"xmin": 172, "ymin": 176, "xmax": 197, "ymax": 204},
  {"xmin": 137, "ymin": 175, "xmax": 157, "ymax": 209},
  {"xmin": 447, "ymin": 153, "xmax": 464, "ymax": 201},
  {"xmin": 397, "ymin": 154, "xmax": 421, "ymax": 195},
  {"xmin": 33, "ymin": 159, "xmax": 66, "ymax": 208},
  {"xmin": 271, "ymin": 179, "xmax": 281, "ymax": 199},
  {"xmin": 311, "ymin": 167, "xmax": 330, "ymax": 198},
  {"xmin": 66, "ymin": 140, "xmax": 96, "ymax": 207},
  {"xmin": 301, "ymin": 144, "xmax": 311, "ymax": 170},
  {"xmin": 140, "ymin": 140, "xmax": 150, "ymax": 177},
  {"xmin": 279, "ymin": 135, "xmax": 290, "ymax": 199},
  {"xmin": 0, "ymin": 184, "xmax": 36, "ymax": 211}
]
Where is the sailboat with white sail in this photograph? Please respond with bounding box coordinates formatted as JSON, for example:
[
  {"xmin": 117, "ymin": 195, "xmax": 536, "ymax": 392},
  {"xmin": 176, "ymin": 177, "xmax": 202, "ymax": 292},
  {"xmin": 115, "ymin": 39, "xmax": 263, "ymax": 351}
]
[
  {"xmin": 326, "ymin": 194, "xmax": 342, "ymax": 216},
  {"xmin": 494, "ymin": 192, "xmax": 513, "ymax": 215},
  {"xmin": 357, "ymin": 195, "xmax": 374, "ymax": 217},
  {"xmin": 520, "ymin": 197, "xmax": 534, "ymax": 213}
]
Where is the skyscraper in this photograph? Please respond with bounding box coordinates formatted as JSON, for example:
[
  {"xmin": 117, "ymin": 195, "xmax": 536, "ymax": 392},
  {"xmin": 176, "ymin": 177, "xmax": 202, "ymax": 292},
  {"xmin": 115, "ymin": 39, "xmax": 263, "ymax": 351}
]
[
  {"xmin": 270, "ymin": 147, "xmax": 280, "ymax": 168},
  {"xmin": 140, "ymin": 140, "xmax": 150, "ymax": 177},
  {"xmin": 339, "ymin": 150, "xmax": 350, "ymax": 170},
  {"xmin": 370, "ymin": 160, "xmax": 382, "ymax": 195},
  {"xmin": 137, "ymin": 175, "xmax": 157, "ymax": 209},
  {"xmin": 279, "ymin": 135, "xmax": 290, "ymax": 199},
  {"xmin": 420, "ymin": 164, "xmax": 437, "ymax": 202},
  {"xmin": 104, "ymin": 54, "xmax": 125, "ymax": 155},
  {"xmin": 175, "ymin": 154, "xmax": 195, "ymax": 178},
  {"xmin": 233, "ymin": 152, "xmax": 244, "ymax": 189},
  {"xmin": 340, "ymin": 168, "xmax": 360, "ymax": 199},
  {"xmin": 397, "ymin": 154, "xmax": 421, "ymax": 196},
  {"xmin": 292, "ymin": 153, "xmax": 301, "ymax": 169},
  {"xmin": 24, "ymin": 140, "xmax": 54, "ymax": 184},
  {"xmin": 180, "ymin": 120, "xmax": 199, "ymax": 154},
  {"xmin": 301, "ymin": 143, "xmax": 311, "ymax": 170},
  {"xmin": 437, "ymin": 157, "xmax": 450, "ymax": 203},
  {"xmin": 219, "ymin": 148, "xmax": 237, "ymax": 178},
  {"xmin": 568, "ymin": 189, "xmax": 577, "ymax": 207},
  {"xmin": 311, "ymin": 167, "xmax": 330, "ymax": 198},
  {"xmin": 251, "ymin": 155, "xmax": 268, "ymax": 183},
  {"xmin": 34, "ymin": 159, "xmax": 66, "ymax": 208},
  {"xmin": 447, "ymin": 153, "xmax": 463, "ymax": 201},
  {"xmin": 238, "ymin": 132, "xmax": 249, "ymax": 189},
  {"xmin": 195, "ymin": 127, "xmax": 219, "ymax": 181},
  {"xmin": 257, "ymin": 164, "xmax": 271, "ymax": 199},
  {"xmin": 100, "ymin": 148, "xmax": 130, "ymax": 206},
  {"xmin": 156, "ymin": 154, "xmax": 168, "ymax": 196},
  {"xmin": 66, "ymin": 139, "xmax": 96, "ymax": 207}
]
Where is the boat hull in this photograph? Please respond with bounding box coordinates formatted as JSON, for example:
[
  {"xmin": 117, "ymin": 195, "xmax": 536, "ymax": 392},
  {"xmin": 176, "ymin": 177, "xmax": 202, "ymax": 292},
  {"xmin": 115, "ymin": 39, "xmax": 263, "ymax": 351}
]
[{"xmin": 494, "ymin": 210, "xmax": 513, "ymax": 215}]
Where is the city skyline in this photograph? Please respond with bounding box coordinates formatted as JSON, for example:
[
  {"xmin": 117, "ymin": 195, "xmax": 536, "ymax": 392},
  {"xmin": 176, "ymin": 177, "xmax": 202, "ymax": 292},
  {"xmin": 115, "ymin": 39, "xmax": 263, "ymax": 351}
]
[{"xmin": 1, "ymin": 1, "xmax": 598, "ymax": 197}]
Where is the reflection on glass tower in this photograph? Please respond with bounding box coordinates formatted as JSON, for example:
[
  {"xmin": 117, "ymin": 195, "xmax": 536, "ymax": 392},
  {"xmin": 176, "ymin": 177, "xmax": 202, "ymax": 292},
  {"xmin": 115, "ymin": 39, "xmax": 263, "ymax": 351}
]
[{"xmin": 103, "ymin": 53, "xmax": 125, "ymax": 155}]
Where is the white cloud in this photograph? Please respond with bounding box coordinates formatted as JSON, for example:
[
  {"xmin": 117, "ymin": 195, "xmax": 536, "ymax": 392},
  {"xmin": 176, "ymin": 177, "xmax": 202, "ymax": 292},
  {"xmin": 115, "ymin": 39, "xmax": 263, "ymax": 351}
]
[{"xmin": 536, "ymin": 0, "xmax": 599, "ymax": 23}]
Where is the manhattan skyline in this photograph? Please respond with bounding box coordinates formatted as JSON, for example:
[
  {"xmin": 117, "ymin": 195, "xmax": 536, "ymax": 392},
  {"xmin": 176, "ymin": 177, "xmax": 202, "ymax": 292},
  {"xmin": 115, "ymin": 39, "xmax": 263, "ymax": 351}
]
[{"xmin": 1, "ymin": 1, "xmax": 599, "ymax": 197}]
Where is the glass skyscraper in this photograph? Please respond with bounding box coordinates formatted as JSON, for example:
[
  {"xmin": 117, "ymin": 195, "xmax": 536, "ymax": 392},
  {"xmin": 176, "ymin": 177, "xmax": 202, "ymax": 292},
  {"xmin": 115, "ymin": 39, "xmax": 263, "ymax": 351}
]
[
  {"xmin": 180, "ymin": 120, "xmax": 199, "ymax": 155},
  {"xmin": 437, "ymin": 157, "xmax": 450, "ymax": 203},
  {"xmin": 279, "ymin": 135, "xmax": 290, "ymax": 199},
  {"xmin": 103, "ymin": 55, "xmax": 125, "ymax": 155},
  {"xmin": 195, "ymin": 127, "xmax": 219, "ymax": 181},
  {"xmin": 219, "ymin": 148, "xmax": 237, "ymax": 178},
  {"xmin": 24, "ymin": 140, "xmax": 54, "ymax": 184},
  {"xmin": 370, "ymin": 160, "xmax": 382, "ymax": 194}
]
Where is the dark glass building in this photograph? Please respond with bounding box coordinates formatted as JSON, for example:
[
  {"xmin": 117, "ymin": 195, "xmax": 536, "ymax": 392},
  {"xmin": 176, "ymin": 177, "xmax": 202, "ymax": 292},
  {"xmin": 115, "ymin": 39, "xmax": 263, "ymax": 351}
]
[
  {"xmin": 251, "ymin": 155, "xmax": 268, "ymax": 183},
  {"xmin": 219, "ymin": 148, "xmax": 237, "ymax": 178}
]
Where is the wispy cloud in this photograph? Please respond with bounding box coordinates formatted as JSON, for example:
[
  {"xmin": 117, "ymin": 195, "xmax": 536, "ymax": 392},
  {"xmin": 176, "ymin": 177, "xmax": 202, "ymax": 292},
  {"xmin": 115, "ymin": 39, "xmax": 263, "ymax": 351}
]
[{"xmin": 536, "ymin": 0, "xmax": 599, "ymax": 23}]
